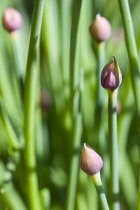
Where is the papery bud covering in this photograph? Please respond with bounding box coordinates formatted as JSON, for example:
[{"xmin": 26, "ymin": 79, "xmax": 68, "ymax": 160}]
[
  {"xmin": 89, "ymin": 14, "xmax": 111, "ymax": 42},
  {"xmin": 101, "ymin": 55, "xmax": 122, "ymax": 91},
  {"xmin": 2, "ymin": 7, "xmax": 23, "ymax": 33},
  {"xmin": 80, "ymin": 144, "xmax": 103, "ymax": 176}
]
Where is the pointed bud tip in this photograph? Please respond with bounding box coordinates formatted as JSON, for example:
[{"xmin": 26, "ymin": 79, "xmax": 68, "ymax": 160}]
[{"xmin": 80, "ymin": 144, "xmax": 103, "ymax": 176}]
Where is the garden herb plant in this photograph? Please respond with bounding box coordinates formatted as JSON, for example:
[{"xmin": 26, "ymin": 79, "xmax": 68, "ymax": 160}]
[{"xmin": 0, "ymin": 0, "xmax": 140, "ymax": 210}]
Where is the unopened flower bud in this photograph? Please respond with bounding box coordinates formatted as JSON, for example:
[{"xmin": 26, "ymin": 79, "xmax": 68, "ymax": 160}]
[
  {"xmin": 2, "ymin": 7, "xmax": 23, "ymax": 33},
  {"xmin": 80, "ymin": 143, "xmax": 103, "ymax": 176},
  {"xmin": 101, "ymin": 55, "xmax": 122, "ymax": 91},
  {"xmin": 89, "ymin": 14, "xmax": 111, "ymax": 42}
]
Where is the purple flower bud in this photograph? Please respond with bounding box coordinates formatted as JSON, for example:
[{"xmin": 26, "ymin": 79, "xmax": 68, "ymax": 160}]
[
  {"xmin": 101, "ymin": 55, "xmax": 122, "ymax": 91},
  {"xmin": 89, "ymin": 14, "xmax": 111, "ymax": 43},
  {"xmin": 80, "ymin": 144, "xmax": 103, "ymax": 176},
  {"xmin": 2, "ymin": 7, "xmax": 23, "ymax": 33}
]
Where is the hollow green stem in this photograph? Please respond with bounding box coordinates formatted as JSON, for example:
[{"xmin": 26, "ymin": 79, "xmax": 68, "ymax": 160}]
[
  {"xmin": 91, "ymin": 172, "xmax": 110, "ymax": 210},
  {"xmin": 95, "ymin": 42, "xmax": 105, "ymax": 153},
  {"xmin": 24, "ymin": 0, "xmax": 45, "ymax": 209},
  {"xmin": 69, "ymin": 0, "xmax": 82, "ymax": 108},
  {"xmin": 117, "ymin": 1, "xmax": 140, "ymax": 208},
  {"xmin": 66, "ymin": 112, "xmax": 83, "ymax": 210},
  {"xmin": 66, "ymin": 70, "xmax": 84, "ymax": 210},
  {"xmin": 108, "ymin": 90, "xmax": 120, "ymax": 210},
  {"xmin": 96, "ymin": 43, "xmax": 105, "ymax": 103},
  {"xmin": 118, "ymin": 0, "xmax": 140, "ymax": 113}
]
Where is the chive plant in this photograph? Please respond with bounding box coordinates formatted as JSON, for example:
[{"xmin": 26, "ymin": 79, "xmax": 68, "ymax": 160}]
[{"xmin": 0, "ymin": 0, "xmax": 140, "ymax": 209}]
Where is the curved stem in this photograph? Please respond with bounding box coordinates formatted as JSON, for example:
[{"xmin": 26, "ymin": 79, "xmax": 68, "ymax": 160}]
[
  {"xmin": 108, "ymin": 90, "xmax": 120, "ymax": 210},
  {"xmin": 24, "ymin": 0, "xmax": 45, "ymax": 209},
  {"xmin": 118, "ymin": 0, "xmax": 140, "ymax": 113}
]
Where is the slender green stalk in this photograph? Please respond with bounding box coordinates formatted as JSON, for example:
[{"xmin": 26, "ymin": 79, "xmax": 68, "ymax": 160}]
[
  {"xmin": 66, "ymin": 112, "xmax": 83, "ymax": 210},
  {"xmin": 24, "ymin": 0, "xmax": 45, "ymax": 209},
  {"xmin": 108, "ymin": 90, "xmax": 120, "ymax": 210},
  {"xmin": 91, "ymin": 172, "xmax": 110, "ymax": 210},
  {"xmin": 41, "ymin": 0, "xmax": 65, "ymax": 114},
  {"xmin": 66, "ymin": 0, "xmax": 83, "ymax": 207},
  {"xmin": 95, "ymin": 42, "xmax": 105, "ymax": 153},
  {"xmin": 69, "ymin": 0, "xmax": 82, "ymax": 106},
  {"xmin": 96, "ymin": 43, "xmax": 105, "ymax": 103},
  {"xmin": 117, "ymin": 1, "xmax": 140, "ymax": 208},
  {"xmin": 59, "ymin": 0, "xmax": 70, "ymax": 101},
  {"xmin": 66, "ymin": 71, "xmax": 84, "ymax": 210},
  {"xmin": 118, "ymin": 0, "xmax": 140, "ymax": 113}
]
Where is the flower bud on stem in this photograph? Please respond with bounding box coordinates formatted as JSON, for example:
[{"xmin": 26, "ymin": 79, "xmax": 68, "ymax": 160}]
[
  {"xmin": 101, "ymin": 55, "xmax": 121, "ymax": 210},
  {"xmin": 89, "ymin": 14, "xmax": 111, "ymax": 43},
  {"xmin": 108, "ymin": 89, "xmax": 120, "ymax": 210},
  {"xmin": 80, "ymin": 144, "xmax": 110, "ymax": 210},
  {"xmin": 2, "ymin": 7, "xmax": 23, "ymax": 35}
]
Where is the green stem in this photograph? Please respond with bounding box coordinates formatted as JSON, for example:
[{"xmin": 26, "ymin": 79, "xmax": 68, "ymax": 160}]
[
  {"xmin": 91, "ymin": 172, "xmax": 110, "ymax": 210},
  {"xmin": 95, "ymin": 42, "xmax": 105, "ymax": 153},
  {"xmin": 69, "ymin": 0, "xmax": 82, "ymax": 109},
  {"xmin": 66, "ymin": 112, "xmax": 83, "ymax": 210},
  {"xmin": 117, "ymin": 1, "xmax": 140, "ymax": 208},
  {"xmin": 59, "ymin": 0, "xmax": 70, "ymax": 101},
  {"xmin": 96, "ymin": 43, "xmax": 105, "ymax": 103},
  {"xmin": 66, "ymin": 71, "xmax": 84, "ymax": 210},
  {"xmin": 108, "ymin": 90, "xmax": 120, "ymax": 210},
  {"xmin": 118, "ymin": 0, "xmax": 140, "ymax": 113},
  {"xmin": 24, "ymin": 0, "xmax": 45, "ymax": 209}
]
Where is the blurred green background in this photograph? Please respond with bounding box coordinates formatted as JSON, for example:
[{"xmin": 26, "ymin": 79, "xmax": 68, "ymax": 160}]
[{"xmin": 0, "ymin": 0, "xmax": 140, "ymax": 209}]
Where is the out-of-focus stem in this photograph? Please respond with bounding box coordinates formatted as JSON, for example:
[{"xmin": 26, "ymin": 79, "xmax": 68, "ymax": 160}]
[
  {"xmin": 24, "ymin": 0, "xmax": 45, "ymax": 209},
  {"xmin": 118, "ymin": 0, "xmax": 140, "ymax": 113},
  {"xmin": 118, "ymin": 1, "xmax": 140, "ymax": 208},
  {"xmin": 95, "ymin": 42, "xmax": 105, "ymax": 153},
  {"xmin": 2, "ymin": 183, "xmax": 27, "ymax": 210},
  {"xmin": 66, "ymin": 112, "xmax": 82, "ymax": 210}
]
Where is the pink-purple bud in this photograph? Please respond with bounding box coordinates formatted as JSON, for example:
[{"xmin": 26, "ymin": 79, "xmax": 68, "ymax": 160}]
[
  {"xmin": 101, "ymin": 55, "xmax": 122, "ymax": 91},
  {"xmin": 89, "ymin": 14, "xmax": 111, "ymax": 43},
  {"xmin": 2, "ymin": 7, "xmax": 23, "ymax": 33},
  {"xmin": 80, "ymin": 144, "xmax": 103, "ymax": 176}
]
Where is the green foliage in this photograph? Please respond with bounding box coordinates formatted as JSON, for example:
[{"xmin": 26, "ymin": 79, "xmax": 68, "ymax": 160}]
[{"xmin": 0, "ymin": 0, "xmax": 140, "ymax": 209}]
